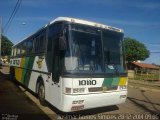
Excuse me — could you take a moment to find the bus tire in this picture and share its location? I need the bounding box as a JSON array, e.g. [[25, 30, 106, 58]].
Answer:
[[37, 81, 46, 106], [9, 67, 15, 81]]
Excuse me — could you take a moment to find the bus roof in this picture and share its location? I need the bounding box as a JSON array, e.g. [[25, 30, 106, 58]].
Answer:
[[50, 17, 123, 32], [13, 17, 123, 47]]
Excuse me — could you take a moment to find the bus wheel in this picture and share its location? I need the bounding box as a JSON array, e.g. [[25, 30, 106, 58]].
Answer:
[[38, 81, 46, 106]]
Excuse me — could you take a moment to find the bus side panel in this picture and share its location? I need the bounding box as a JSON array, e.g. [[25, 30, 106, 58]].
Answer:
[[10, 58, 23, 82], [10, 58, 22, 82], [22, 57, 35, 86], [12, 57, 35, 87], [28, 56, 49, 92], [15, 67, 23, 82], [27, 55, 63, 109], [10, 56, 51, 100], [21, 57, 29, 84]]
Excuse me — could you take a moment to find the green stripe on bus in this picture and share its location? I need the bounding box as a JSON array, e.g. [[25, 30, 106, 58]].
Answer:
[[23, 57, 35, 86], [103, 78, 113, 87], [103, 77, 120, 88], [21, 57, 29, 84], [111, 77, 119, 86]]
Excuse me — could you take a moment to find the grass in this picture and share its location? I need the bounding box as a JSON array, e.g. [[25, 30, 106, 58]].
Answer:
[[134, 74, 160, 81]]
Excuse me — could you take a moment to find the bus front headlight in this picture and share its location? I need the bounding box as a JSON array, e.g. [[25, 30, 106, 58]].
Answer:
[[119, 85, 127, 90], [73, 88, 85, 93], [65, 88, 85, 94], [65, 87, 71, 94]]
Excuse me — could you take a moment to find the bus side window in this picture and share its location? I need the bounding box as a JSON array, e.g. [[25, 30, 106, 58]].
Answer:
[[34, 32, 46, 53], [46, 37, 60, 82], [52, 38, 60, 83], [47, 22, 63, 83], [39, 35, 45, 52], [11, 48, 14, 56], [16, 45, 21, 55], [46, 37, 52, 72], [34, 37, 39, 53], [13, 48, 17, 56], [21, 42, 27, 55], [27, 39, 33, 53]]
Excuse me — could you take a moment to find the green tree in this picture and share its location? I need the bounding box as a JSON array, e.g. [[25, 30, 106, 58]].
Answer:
[[124, 37, 150, 62], [1, 35, 13, 56]]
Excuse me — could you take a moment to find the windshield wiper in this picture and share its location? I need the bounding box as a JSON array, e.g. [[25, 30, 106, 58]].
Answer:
[[113, 64, 119, 74], [90, 61, 95, 75]]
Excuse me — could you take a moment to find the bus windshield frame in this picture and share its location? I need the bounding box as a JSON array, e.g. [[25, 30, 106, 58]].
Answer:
[[62, 23, 126, 77]]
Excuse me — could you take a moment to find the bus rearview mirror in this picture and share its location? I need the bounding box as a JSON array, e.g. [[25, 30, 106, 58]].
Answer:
[[59, 36, 67, 50]]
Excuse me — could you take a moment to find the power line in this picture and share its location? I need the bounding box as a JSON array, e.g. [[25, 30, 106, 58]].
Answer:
[[4, 0, 22, 33], [150, 52, 160, 53], [0, 17, 2, 59], [4, 0, 21, 29], [144, 43, 160, 46]]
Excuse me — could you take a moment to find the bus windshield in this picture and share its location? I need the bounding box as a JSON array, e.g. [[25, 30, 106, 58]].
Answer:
[[64, 24, 125, 75], [103, 30, 125, 74]]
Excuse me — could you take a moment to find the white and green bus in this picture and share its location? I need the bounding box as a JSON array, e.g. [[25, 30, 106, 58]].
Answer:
[[10, 17, 127, 112]]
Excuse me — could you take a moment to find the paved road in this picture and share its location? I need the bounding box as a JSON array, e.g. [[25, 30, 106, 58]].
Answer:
[[0, 67, 160, 120], [109, 87, 160, 114], [0, 67, 52, 120]]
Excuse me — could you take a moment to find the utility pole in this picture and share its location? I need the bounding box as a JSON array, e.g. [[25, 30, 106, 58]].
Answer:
[[159, 57, 160, 81], [0, 17, 2, 60], [159, 66, 160, 81]]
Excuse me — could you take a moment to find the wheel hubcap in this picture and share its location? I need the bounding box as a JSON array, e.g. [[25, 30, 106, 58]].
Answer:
[[39, 85, 44, 99]]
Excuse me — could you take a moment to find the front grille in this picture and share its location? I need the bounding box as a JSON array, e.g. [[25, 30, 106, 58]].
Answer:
[[88, 87, 103, 92], [88, 86, 118, 92], [107, 86, 118, 90]]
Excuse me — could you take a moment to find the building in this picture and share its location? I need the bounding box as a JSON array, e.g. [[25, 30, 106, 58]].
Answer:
[[128, 62, 159, 74]]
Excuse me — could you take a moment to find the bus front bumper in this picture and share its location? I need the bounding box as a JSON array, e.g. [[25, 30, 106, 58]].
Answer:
[[60, 90, 127, 112]]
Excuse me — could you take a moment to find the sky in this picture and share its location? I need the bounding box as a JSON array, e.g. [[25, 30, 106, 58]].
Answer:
[[0, 0, 160, 64]]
